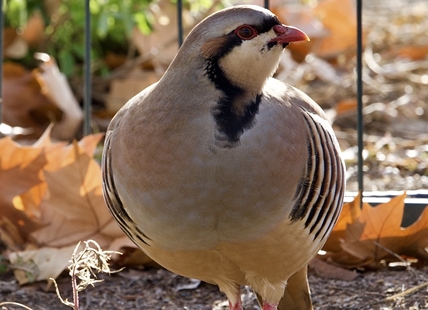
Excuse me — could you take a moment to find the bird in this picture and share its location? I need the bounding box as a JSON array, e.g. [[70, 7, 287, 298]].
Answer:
[[102, 4, 345, 310]]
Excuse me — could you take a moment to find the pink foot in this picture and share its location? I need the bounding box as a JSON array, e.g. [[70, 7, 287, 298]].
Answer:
[[262, 302, 278, 310], [229, 300, 243, 310], [228, 285, 243, 310]]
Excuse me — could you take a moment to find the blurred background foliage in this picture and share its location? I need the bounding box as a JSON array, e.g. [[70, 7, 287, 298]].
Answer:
[[2, 0, 223, 77], [4, 0, 155, 76]]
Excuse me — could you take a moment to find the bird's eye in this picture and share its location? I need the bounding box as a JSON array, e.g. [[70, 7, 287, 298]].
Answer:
[[235, 25, 257, 40]]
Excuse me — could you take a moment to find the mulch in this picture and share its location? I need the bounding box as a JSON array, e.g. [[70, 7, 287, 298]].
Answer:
[[1, 263, 427, 309]]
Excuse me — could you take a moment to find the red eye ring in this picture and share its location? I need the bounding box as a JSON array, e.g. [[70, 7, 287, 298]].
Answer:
[[235, 25, 257, 40]]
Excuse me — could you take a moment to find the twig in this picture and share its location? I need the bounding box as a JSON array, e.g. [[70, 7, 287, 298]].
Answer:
[[50, 278, 75, 308], [0, 302, 34, 310], [70, 255, 80, 310], [372, 241, 417, 277], [320, 284, 385, 297], [385, 281, 428, 301]]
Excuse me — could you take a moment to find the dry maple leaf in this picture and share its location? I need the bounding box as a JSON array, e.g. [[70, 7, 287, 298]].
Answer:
[[323, 193, 362, 253], [30, 140, 123, 248], [76, 133, 104, 159], [0, 128, 73, 249], [313, 0, 357, 58], [11, 129, 103, 222], [9, 245, 77, 285], [323, 192, 428, 268], [3, 62, 61, 138], [12, 127, 67, 221], [0, 137, 47, 245], [2, 131, 128, 284]]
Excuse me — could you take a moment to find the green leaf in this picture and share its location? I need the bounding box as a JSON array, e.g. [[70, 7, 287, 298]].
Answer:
[[134, 12, 152, 35], [97, 11, 109, 38], [5, 0, 28, 28], [58, 49, 76, 77], [72, 44, 85, 60], [99, 64, 111, 78], [0, 263, 7, 274], [120, 11, 134, 37], [0, 255, 8, 274]]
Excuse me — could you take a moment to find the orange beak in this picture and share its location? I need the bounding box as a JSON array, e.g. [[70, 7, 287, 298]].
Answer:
[[269, 24, 310, 44]]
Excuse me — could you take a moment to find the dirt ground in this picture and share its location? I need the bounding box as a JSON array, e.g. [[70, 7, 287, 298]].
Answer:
[[1, 262, 427, 310]]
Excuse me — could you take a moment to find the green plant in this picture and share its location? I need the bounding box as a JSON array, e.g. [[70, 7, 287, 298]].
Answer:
[[3, 0, 154, 76], [0, 254, 8, 274]]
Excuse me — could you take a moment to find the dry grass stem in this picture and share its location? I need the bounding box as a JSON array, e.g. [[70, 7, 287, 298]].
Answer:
[[50, 240, 123, 309], [385, 281, 428, 301], [0, 301, 34, 310]]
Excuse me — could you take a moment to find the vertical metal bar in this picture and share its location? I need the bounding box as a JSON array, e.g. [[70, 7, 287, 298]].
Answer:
[[356, 0, 364, 206], [177, 0, 183, 47], [84, 0, 92, 135], [0, 0, 4, 123], [264, 0, 270, 9]]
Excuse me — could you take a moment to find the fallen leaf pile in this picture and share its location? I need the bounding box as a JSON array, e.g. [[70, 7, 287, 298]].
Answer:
[[3, 59, 83, 141], [2, 62, 61, 138], [322, 193, 428, 268], [0, 129, 136, 285]]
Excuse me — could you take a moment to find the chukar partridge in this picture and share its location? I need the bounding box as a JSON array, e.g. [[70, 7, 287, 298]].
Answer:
[[102, 5, 345, 310]]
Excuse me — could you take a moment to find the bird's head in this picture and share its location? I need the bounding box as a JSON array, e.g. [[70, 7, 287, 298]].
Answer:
[[178, 5, 309, 95]]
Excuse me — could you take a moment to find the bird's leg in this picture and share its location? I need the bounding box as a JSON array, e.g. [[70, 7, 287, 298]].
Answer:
[[229, 299, 243, 310], [262, 302, 278, 310], [227, 284, 243, 310]]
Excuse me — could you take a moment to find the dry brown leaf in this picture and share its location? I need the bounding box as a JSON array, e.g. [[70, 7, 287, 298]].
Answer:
[[313, 0, 357, 58], [340, 193, 408, 267], [274, 0, 358, 60], [21, 10, 45, 47], [34, 56, 83, 140], [9, 245, 76, 285], [3, 62, 62, 138], [0, 131, 132, 283], [77, 132, 104, 157], [323, 193, 428, 268], [0, 130, 76, 248], [0, 217, 25, 249], [323, 193, 363, 253], [396, 45, 428, 61], [30, 141, 123, 248], [0, 137, 47, 242], [0, 127, 155, 286], [335, 99, 358, 116], [39, 130, 103, 172], [309, 258, 359, 281], [9, 129, 67, 221]]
